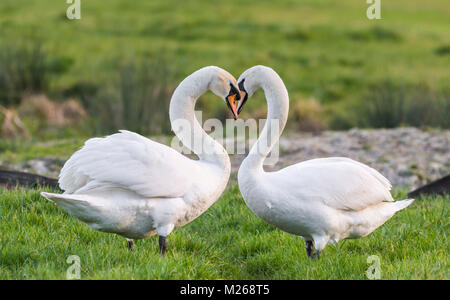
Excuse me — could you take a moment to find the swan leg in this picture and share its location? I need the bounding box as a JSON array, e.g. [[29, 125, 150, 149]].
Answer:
[[156, 223, 174, 255], [312, 250, 321, 259], [126, 239, 134, 250], [310, 235, 329, 259], [305, 240, 314, 258], [159, 236, 167, 255]]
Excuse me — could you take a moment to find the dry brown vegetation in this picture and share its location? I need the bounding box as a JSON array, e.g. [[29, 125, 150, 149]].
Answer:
[[0, 94, 87, 139], [0, 105, 29, 139]]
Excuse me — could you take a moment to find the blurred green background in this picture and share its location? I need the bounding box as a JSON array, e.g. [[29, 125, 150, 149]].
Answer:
[[0, 0, 449, 139]]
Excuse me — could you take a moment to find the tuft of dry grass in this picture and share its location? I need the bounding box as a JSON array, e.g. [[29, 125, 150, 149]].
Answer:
[[0, 94, 88, 139], [0, 105, 30, 139], [289, 98, 327, 133], [18, 94, 86, 128]]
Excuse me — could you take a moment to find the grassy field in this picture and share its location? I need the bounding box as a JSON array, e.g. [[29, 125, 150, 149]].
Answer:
[[1, 0, 449, 134], [0, 186, 447, 280], [0, 0, 448, 280]]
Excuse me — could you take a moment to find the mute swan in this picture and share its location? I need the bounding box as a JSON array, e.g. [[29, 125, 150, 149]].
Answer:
[[236, 65, 414, 258], [41, 66, 241, 254]]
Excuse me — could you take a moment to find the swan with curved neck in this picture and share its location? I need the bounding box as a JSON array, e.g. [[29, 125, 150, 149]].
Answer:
[[237, 65, 414, 258], [42, 66, 241, 254]]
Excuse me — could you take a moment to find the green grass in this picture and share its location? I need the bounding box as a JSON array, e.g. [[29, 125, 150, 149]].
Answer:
[[0, 186, 447, 279], [0, 0, 449, 131], [0, 138, 85, 164]]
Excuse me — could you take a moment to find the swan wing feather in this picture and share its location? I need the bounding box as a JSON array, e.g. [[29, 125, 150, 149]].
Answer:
[[300, 157, 392, 190], [276, 158, 393, 212], [59, 130, 195, 198]]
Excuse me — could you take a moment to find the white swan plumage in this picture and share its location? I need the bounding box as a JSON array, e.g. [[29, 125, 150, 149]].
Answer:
[[41, 66, 241, 254], [236, 65, 414, 258]]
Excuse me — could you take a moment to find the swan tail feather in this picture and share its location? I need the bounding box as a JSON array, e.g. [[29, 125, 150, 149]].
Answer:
[[41, 192, 91, 204], [392, 198, 414, 212], [40, 192, 103, 223]]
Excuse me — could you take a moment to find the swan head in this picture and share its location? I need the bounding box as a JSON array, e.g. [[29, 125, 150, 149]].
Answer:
[[207, 67, 241, 120], [236, 65, 277, 115]]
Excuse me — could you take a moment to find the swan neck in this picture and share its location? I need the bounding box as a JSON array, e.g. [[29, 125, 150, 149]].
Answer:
[[246, 71, 289, 170], [169, 70, 229, 168]]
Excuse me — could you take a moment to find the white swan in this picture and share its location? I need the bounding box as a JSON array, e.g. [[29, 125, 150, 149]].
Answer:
[[236, 65, 414, 258], [41, 66, 241, 254]]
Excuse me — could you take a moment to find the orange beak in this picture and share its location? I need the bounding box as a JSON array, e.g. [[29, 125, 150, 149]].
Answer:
[[226, 93, 239, 120]]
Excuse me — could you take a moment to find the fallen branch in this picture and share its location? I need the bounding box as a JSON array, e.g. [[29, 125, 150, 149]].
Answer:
[[408, 174, 450, 198], [0, 169, 59, 190]]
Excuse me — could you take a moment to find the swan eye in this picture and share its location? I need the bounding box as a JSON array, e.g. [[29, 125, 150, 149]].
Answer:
[[237, 79, 248, 115], [228, 83, 240, 100], [238, 79, 246, 92]]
